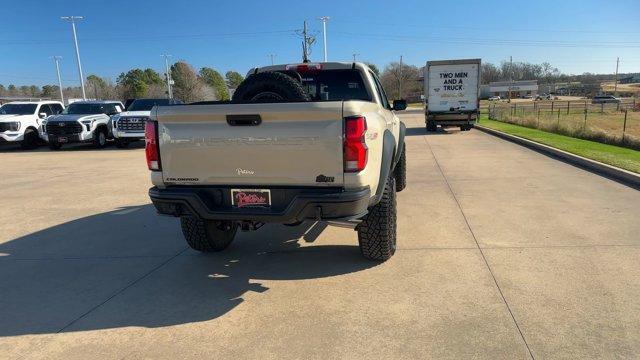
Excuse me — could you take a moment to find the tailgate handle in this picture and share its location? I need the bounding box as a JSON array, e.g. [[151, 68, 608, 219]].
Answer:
[[227, 114, 262, 126]]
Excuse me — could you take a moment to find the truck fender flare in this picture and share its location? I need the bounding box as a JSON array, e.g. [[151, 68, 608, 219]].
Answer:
[[372, 130, 396, 205], [392, 122, 406, 171]]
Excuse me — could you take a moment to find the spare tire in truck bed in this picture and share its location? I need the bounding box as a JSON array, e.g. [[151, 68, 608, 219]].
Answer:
[[232, 71, 310, 103]]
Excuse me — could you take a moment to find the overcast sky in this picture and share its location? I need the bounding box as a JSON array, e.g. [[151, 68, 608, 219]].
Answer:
[[0, 0, 639, 86]]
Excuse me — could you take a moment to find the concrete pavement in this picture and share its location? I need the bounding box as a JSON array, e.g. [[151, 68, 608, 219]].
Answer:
[[0, 113, 638, 359]]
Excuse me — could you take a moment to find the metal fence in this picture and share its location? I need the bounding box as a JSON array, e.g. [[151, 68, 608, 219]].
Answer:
[[487, 99, 640, 149]]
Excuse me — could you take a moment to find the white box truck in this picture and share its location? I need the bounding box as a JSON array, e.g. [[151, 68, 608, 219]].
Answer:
[[424, 59, 481, 132]]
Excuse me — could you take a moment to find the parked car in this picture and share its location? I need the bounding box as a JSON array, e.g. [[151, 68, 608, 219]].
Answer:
[[147, 62, 407, 261], [522, 94, 533, 99], [488, 96, 501, 101], [536, 93, 552, 100], [45, 100, 124, 150], [0, 101, 64, 149], [112, 98, 182, 148], [592, 95, 620, 104]]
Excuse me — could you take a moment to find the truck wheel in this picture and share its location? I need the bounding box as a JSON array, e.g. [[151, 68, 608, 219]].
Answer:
[[357, 176, 397, 261], [115, 138, 129, 148], [48, 141, 62, 150], [20, 128, 39, 149], [232, 71, 310, 103], [180, 217, 238, 252], [426, 119, 437, 132], [394, 144, 406, 192], [93, 128, 107, 148]]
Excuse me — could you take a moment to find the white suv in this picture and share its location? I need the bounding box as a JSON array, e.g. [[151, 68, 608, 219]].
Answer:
[[0, 101, 64, 149]]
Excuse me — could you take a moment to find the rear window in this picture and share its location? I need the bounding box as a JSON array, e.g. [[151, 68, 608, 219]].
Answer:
[[286, 69, 371, 102]]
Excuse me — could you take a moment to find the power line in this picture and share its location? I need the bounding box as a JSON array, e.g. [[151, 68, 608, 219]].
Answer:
[[0, 29, 298, 45], [334, 31, 640, 48]]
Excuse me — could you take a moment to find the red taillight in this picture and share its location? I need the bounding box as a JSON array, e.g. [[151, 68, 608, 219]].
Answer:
[[344, 116, 368, 172], [145, 121, 161, 171]]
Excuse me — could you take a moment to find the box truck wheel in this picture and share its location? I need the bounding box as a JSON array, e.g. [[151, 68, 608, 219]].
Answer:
[[426, 119, 437, 132]]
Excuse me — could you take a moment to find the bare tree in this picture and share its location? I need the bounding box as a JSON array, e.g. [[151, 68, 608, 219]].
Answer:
[[171, 61, 206, 103]]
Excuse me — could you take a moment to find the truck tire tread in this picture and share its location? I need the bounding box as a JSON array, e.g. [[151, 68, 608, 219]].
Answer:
[[357, 176, 397, 261], [232, 71, 310, 103], [180, 217, 237, 252]]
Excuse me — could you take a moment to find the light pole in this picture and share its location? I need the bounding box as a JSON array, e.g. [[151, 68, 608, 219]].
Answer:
[[161, 54, 173, 99], [61, 16, 86, 99], [318, 16, 330, 62], [51, 56, 64, 103]]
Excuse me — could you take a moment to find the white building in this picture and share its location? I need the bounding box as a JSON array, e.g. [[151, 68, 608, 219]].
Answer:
[[489, 80, 538, 98]]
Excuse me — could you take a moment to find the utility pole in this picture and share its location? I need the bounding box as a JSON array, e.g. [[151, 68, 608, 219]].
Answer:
[[161, 54, 173, 99], [352, 53, 359, 62], [297, 20, 315, 63], [61, 16, 86, 99], [269, 54, 276, 65], [51, 56, 64, 103], [508, 55, 513, 103], [399, 55, 403, 100], [614, 57, 620, 95], [318, 16, 330, 62]]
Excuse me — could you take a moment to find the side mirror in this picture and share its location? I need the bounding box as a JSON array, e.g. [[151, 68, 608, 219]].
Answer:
[[392, 99, 407, 111], [39, 112, 47, 119]]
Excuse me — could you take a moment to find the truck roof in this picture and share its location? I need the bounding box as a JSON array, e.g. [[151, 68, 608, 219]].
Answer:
[[252, 62, 371, 75], [426, 58, 481, 66], [3, 100, 64, 105]]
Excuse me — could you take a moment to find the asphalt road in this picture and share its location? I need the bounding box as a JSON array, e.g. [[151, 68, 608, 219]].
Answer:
[[1, 112, 639, 359]]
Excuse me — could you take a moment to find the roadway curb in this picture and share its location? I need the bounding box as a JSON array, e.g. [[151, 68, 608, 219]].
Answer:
[[475, 124, 640, 190]]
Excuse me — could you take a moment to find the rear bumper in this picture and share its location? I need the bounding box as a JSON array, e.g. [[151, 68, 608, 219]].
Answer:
[[149, 186, 371, 223], [426, 112, 477, 126]]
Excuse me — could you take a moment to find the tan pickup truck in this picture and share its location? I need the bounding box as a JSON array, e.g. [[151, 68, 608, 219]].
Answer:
[[146, 62, 407, 261]]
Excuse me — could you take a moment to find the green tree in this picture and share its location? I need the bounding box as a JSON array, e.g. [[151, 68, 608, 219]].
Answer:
[[200, 67, 230, 100], [87, 75, 108, 99], [171, 61, 205, 103], [225, 71, 244, 88], [41, 85, 60, 99], [29, 85, 39, 97], [8, 84, 16, 96], [117, 68, 163, 99]]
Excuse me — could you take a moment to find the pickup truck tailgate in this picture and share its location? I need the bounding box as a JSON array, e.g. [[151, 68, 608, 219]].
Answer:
[[155, 102, 344, 186]]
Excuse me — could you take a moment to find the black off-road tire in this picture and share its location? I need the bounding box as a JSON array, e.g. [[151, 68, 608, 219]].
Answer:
[[232, 71, 310, 103], [180, 217, 238, 252], [20, 128, 39, 149], [394, 144, 406, 192], [357, 176, 397, 261], [115, 138, 129, 148], [93, 127, 107, 148], [48, 140, 62, 150], [426, 119, 437, 132]]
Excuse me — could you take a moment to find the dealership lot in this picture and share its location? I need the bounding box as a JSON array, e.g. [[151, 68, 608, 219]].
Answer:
[[1, 112, 639, 359]]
